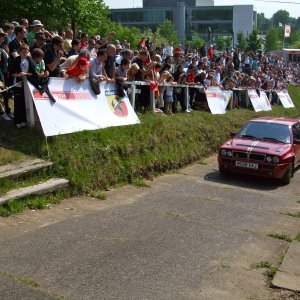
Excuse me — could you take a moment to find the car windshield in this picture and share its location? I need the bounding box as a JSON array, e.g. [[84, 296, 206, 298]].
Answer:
[[236, 121, 291, 144]]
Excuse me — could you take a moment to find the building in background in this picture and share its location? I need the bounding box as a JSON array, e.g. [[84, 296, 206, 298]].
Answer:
[[109, 0, 257, 46]]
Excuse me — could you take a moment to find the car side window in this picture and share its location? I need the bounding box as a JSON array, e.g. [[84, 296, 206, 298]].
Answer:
[[292, 123, 300, 141]]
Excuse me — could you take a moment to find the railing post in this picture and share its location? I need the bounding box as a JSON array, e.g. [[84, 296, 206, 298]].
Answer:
[[228, 90, 233, 110], [130, 84, 136, 111], [150, 89, 156, 112], [24, 78, 35, 127], [184, 86, 190, 112]]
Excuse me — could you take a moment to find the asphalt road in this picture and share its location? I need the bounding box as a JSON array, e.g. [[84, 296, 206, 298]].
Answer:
[[0, 156, 300, 300]]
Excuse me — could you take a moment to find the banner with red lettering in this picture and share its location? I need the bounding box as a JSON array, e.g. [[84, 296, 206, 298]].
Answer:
[[276, 90, 295, 108], [205, 86, 230, 114], [25, 78, 140, 137], [248, 89, 272, 112]]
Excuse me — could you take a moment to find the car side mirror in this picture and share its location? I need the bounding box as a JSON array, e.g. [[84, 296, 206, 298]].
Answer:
[[230, 132, 236, 138]]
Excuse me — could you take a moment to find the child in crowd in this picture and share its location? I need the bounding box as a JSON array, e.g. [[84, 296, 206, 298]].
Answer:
[[66, 57, 90, 82], [164, 75, 174, 114]]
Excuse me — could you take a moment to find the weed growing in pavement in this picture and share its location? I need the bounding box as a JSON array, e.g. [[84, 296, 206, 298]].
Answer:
[[90, 190, 107, 200], [251, 260, 271, 269], [250, 260, 279, 284], [267, 232, 292, 242], [286, 212, 300, 218], [266, 266, 279, 281], [130, 177, 151, 188], [295, 233, 300, 242]]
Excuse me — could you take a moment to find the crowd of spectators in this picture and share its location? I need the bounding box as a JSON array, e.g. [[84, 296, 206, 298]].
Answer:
[[1, 18, 300, 127]]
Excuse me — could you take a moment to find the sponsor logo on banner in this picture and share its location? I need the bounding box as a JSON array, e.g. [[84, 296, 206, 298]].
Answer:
[[105, 91, 128, 117], [33, 90, 91, 100]]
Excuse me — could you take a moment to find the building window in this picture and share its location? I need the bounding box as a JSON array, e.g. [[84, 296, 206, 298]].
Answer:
[[192, 9, 233, 21]]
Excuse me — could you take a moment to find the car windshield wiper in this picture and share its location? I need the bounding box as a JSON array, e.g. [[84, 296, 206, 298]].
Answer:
[[261, 137, 286, 144], [239, 134, 260, 140]]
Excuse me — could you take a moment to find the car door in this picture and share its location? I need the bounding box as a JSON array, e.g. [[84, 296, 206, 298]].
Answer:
[[292, 123, 300, 166]]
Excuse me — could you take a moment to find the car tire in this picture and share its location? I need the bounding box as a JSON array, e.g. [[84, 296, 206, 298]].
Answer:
[[219, 168, 229, 176], [281, 161, 294, 185]]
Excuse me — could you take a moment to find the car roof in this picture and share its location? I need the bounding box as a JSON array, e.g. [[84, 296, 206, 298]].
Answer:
[[250, 117, 300, 126]]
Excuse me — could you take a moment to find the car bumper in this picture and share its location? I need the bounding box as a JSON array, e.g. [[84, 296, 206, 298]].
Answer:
[[218, 156, 290, 179]]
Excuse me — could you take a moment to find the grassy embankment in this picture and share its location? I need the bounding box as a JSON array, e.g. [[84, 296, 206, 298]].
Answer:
[[0, 85, 300, 213]]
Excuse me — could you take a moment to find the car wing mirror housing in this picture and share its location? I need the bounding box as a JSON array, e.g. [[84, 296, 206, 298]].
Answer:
[[230, 132, 236, 138]]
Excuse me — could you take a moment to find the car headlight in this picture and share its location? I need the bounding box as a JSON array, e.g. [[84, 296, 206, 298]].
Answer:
[[227, 150, 233, 157], [266, 156, 272, 163], [272, 156, 280, 163], [220, 149, 227, 156]]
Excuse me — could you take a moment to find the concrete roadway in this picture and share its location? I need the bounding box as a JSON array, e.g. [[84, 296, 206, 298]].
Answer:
[[0, 156, 300, 300]]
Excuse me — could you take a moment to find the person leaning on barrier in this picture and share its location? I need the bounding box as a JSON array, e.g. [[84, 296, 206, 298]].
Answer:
[[44, 35, 65, 77], [60, 49, 91, 79]]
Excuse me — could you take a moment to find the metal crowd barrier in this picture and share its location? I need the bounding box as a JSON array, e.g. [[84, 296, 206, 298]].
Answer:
[[124, 81, 280, 112]]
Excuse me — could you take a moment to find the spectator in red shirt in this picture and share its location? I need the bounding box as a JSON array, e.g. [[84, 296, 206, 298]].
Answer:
[[138, 37, 146, 49]]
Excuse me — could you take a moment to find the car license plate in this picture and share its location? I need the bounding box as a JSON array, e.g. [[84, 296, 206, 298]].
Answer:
[[235, 161, 258, 169]]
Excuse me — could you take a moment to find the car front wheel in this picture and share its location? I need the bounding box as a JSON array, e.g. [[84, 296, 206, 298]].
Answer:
[[281, 161, 294, 185]]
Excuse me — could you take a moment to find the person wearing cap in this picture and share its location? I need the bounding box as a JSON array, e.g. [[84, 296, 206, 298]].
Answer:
[[60, 49, 91, 78], [66, 57, 90, 82], [114, 44, 123, 66], [27, 20, 44, 47], [30, 32, 46, 53]]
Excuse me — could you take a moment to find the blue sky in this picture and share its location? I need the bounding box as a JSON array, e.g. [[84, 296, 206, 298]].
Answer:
[[103, 0, 300, 18]]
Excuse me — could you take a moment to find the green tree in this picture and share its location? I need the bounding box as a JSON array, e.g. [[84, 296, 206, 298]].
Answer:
[[1, 0, 110, 33], [257, 13, 272, 33], [272, 10, 290, 27], [185, 35, 205, 49], [236, 31, 248, 51], [216, 36, 225, 50], [265, 27, 279, 52], [247, 29, 262, 51], [224, 36, 232, 48], [103, 22, 142, 48], [156, 20, 179, 46]]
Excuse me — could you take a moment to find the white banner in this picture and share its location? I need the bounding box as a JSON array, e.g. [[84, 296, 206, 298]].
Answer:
[[276, 90, 295, 108], [248, 89, 272, 112], [205, 86, 229, 114], [284, 24, 291, 37], [25, 78, 140, 137], [222, 90, 232, 111]]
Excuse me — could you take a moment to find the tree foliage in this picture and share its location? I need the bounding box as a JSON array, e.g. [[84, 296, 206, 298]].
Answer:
[[215, 36, 225, 50], [185, 35, 205, 49], [272, 10, 290, 27], [1, 0, 109, 33], [156, 20, 179, 46], [265, 27, 279, 52], [247, 29, 261, 51], [236, 31, 248, 51]]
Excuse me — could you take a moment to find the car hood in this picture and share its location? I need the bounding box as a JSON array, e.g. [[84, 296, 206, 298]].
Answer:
[[223, 138, 291, 155]]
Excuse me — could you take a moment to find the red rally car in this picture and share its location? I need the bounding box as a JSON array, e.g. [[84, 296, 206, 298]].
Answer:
[[218, 117, 300, 184]]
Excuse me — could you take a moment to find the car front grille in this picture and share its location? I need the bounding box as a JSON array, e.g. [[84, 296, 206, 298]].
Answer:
[[232, 151, 266, 162]]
